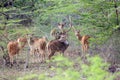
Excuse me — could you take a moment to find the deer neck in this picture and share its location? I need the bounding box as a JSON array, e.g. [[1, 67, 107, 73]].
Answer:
[[58, 39, 69, 45], [17, 39, 26, 49], [27, 39, 33, 46]]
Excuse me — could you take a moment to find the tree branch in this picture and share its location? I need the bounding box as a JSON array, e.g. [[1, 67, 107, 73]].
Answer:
[[113, 0, 119, 25]]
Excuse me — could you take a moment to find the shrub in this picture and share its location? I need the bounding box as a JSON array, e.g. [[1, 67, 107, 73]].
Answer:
[[17, 55, 119, 80]]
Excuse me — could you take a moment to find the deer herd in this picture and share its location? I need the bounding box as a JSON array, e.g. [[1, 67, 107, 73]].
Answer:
[[4, 21, 91, 68]]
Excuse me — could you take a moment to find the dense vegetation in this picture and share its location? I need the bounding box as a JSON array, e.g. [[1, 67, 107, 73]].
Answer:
[[0, 0, 120, 80], [17, 55, 120, 80]]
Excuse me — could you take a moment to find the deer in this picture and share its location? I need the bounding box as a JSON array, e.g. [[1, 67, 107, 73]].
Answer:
[[72, 26, 91, 58], [7, 37, 27, 67], [47, 22, 71, 60], [50, 22, 67, 40], [26, 34, 47, 63]]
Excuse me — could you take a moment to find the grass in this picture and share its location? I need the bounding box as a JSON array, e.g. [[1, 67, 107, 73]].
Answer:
[[0, 26, 120, 80], [0, 46, 120, 80]]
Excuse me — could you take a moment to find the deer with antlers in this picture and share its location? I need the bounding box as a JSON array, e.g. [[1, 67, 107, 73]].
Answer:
[[26, 34, 47, 63], [50, 22, 67, 40], [7, 37, 27, 66], [47, 22, 71, 60]]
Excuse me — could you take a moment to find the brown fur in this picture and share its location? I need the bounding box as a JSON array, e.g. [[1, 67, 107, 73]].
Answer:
[[17, 37, 27, 48], [26, 34, 47, 62], [47, 34, 69, 60], [58, 23, 66, 32], [50, 28, 60, 40], [7, 37, 27, 66], [50, 23, 67, 40], [75, 30, 90, 53], [48, 22, 71, 60]]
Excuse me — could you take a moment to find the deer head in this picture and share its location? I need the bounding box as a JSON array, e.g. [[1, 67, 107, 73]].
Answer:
[[58, 21, 71, 35], [26, 34, 35, 45], [74, 30, 81, 36], [58, 22, 66, 31]]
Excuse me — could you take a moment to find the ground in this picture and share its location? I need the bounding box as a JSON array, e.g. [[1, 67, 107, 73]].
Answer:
[[0, 46, 119, 80]]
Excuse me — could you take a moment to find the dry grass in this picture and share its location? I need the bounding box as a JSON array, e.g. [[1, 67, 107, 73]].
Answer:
[[0, 32, 120, 80], [0, 43, 82, 80]]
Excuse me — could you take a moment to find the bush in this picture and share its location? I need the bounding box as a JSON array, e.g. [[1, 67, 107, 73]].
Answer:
[[17, 55, 119, 80]]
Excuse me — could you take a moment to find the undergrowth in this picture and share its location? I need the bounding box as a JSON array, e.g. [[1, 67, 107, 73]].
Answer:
[[17, 55, 120, 80]]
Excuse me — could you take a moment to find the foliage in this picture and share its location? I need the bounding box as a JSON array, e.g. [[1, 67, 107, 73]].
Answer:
[[32, 0, 120, 46], [81, 55, 112, 80], [17, 55, 119, 80], [0, 0, 120, 79], [0, 0, 120, 46]]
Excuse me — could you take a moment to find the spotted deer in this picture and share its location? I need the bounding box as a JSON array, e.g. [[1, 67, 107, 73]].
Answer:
[[72, 26, 91, 58], [50, 22, 67, 40], [26, 34, 47, 63], [47, 22, 71, 60], [7, 37, 27, 66]]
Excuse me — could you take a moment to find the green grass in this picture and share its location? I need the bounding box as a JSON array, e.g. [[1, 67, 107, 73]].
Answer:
[[16, 55, 119, 80]]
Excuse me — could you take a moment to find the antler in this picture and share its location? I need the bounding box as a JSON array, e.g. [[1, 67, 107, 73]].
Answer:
[[69, 17, 76, 31], [57, 16, 75, 33], [68, 16, 76, 32], [72, 25, 76, 32], [63, 16, 73, 33]]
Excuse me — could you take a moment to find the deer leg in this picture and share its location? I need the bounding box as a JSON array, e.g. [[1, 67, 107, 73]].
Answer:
[[34, 49, 38, 62], [41, 53, 43, 63], [48, 52, 55, 60], [80, 45, 86, 62], [41, 53, 45, 63], [60, 51, 64, 56], [40, 51, 44, 63], [48, 51, 55, 68], [83, 45, 86, 58], [32, 53, 35, 63], [15, 54, 19, 66], [81, 45, 84, 58], [87, 41, 89, 50], [81, 45, 84, 53], [29, 49, 34, 62], [33, 49, 38, 63], [81, 44, 85, 58], [36, 49, 40, 63], [83, 43, 86, 52], [38, 53, 41, 63], [85, 41, 89, 52], [84, 44, 88, 59], [9, 55, 13, 67], [41, 50, 45, 63], [86, 44, 89, 52], [32, 50, 35, 63], [42, 51, 46, 63], [84, 45, 86, 53], [87, 43, 89, 51]]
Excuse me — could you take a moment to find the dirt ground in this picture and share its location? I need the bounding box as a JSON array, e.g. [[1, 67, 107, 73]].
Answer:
[[0, 46, 81, 80], [0, 46, 119, 80]]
